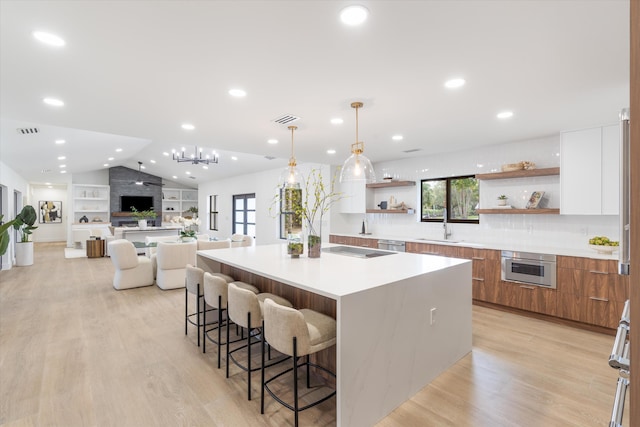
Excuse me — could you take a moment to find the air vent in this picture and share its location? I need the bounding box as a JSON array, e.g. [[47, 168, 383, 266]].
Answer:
[[189, 176, 196, 180], [272, 114, 301, 125], [17, 127, 39, 135], [41, 169, 52, 173], [403, 148, 422, 153], [264, 156, 276, 160]]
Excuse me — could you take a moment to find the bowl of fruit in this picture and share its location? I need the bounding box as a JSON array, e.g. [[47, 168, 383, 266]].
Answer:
[[589, 236, 619, 254]]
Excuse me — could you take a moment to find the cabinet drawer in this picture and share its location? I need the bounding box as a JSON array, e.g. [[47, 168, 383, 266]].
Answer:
[[497, 281, 557, 316]]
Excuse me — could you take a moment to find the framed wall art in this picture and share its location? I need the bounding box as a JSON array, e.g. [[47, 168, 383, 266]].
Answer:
[[39, 200, 62, 223]]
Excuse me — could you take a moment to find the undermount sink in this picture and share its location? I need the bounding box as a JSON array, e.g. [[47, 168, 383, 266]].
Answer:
[[416, 238, 461, 244]]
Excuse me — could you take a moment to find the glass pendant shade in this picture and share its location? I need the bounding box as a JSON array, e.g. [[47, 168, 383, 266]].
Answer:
[[340, 151, 375, 183], [339, 101, 376, 183], [279, 165, 304, 189]]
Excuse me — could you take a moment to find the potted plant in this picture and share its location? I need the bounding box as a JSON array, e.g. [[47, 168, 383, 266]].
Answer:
[[0, 205, 38, 266], [497, 195, 508, 206], [300, 168, 344, 258], [130, 206, 157, 229], [186, 206, 198, 219], [171, 216, 201, 241]]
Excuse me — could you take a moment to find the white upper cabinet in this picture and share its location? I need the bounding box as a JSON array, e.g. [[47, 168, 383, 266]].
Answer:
[[338, 181, 367, 214], [560, 124, 619, 215]]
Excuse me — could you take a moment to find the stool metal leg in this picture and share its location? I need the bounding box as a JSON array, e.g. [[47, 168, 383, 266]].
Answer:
[[184, 288, 188, 336], [247, 311, 252, 401], [217, 295, 223, 369], [306, 354, 310, 388], [293, 337, 299, 427], [226, 312, 231, 378], [196, 284, 201, 347], [260, 319, 266, 415]]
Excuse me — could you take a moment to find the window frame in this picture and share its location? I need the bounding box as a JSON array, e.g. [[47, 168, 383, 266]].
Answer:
[[420, 174, 479, 224], [232, 193, 256, 236]]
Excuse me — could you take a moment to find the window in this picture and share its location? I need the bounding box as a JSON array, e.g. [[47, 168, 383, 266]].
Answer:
[[232, 193, 256, 236], [279, 187, 302, 239], [209, 195, 218, 231], [421, 175, 479, 223]]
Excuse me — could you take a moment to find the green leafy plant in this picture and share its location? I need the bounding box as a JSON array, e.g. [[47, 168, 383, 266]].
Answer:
[[130, 206, 157, 220], [0, 205, 38, 255], [497, 195, 508, 200]]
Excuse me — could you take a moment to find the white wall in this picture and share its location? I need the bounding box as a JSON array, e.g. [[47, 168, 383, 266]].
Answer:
[[198, 163, 333, 246], [0, 160, 29, 270], [72, 169, 109, 185], [330, 135, 619, 252], [31, 186, 68, 242]]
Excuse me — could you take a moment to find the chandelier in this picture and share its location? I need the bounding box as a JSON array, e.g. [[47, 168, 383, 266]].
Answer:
[[339, 101, 375, 183], [172, 146, 219, 165]]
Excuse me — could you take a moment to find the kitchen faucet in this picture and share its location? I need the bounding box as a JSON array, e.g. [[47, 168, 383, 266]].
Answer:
[[443, 208, 452, 240]]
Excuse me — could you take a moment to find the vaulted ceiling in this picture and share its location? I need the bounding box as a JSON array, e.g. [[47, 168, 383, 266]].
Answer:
[[0, 1, 629, 186]]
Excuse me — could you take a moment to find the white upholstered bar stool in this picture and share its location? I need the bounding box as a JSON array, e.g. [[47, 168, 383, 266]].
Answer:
[[261, 298, 337, 427], [202, 274, 259, 367], [226, 282, 292, 401]]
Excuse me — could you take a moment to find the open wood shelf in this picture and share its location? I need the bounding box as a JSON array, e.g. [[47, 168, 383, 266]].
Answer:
[[366, 180, 416, 188], [475, 167, 560, 180], [366, 209, 411, 214], [477, 208, 560, 215]]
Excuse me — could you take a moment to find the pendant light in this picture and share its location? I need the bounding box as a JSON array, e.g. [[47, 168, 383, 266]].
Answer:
[[279, 125, 304, 189], [339, 101, 376, 183]]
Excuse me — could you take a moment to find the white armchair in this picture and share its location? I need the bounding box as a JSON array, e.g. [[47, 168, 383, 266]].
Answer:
[[156, 241, 197, 290], [197, 239, 231, 251], [107, 239, 154, 290], [230, 234, 253, 247]]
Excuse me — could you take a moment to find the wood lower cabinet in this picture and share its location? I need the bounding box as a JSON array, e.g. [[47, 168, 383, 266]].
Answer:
[[497, 280, 557, 316], [557, 256, 629, 329], [328, 235, 377, 248]]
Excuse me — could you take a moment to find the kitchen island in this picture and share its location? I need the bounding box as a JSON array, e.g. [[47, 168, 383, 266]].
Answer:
[[197, 244, 472, 427]]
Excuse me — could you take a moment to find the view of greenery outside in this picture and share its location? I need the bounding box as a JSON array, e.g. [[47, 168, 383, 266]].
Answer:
[[280, 187, 303, 239], [421, 175, 479, 224]]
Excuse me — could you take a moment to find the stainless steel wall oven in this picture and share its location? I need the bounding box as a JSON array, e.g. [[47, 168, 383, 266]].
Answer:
[[501, 250, 557, 289]]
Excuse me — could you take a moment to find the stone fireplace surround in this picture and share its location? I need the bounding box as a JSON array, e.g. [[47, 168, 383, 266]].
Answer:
[[109, 166, 162, 226]]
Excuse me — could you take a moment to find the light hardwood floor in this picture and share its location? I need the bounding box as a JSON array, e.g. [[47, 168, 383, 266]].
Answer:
[[0, 243, 626, 426]]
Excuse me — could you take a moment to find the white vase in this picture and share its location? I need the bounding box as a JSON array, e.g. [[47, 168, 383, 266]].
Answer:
[[138, 219, 147, 229], [15, 241, 33, 266], [497, 199, 507, 206]]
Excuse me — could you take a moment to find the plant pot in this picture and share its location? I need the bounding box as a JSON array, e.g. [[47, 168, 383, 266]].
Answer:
[[138, 219, 147, 229], [15, 241, 33, 266], [497, 199, 507, 206], [181, 236, 196, 243], [308, 234, 321, 258]]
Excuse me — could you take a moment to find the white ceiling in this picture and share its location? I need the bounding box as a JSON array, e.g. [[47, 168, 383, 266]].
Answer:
[[0, 0, 630, 187]]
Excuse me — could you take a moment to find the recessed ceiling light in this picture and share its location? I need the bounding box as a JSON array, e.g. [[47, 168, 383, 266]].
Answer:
[[476, 163, 484, 168], [33, 31, 65, 47], [497, 111, 514, 119], [45, 182, 51, 185], [55, 139, 65, 144], [108, 157, 114, 161], [103, 163, 109, 167], [202, 165, 208, 170], [140, 165, 146, 169], [59, 164, 66, 168], [172, 175, 178, 179], [327, 149, 336, 154], [60, 170, 67, 174], [267, 139, 278, 144], [47, 185, 53, 189], [330, 118, 344, 125], [115, 148, 123, 152], [150, 159, 156, 163], [163, 152, 169, 156], [43, 97, 64, 107], [181, 123, 195, 130], [229, 88, 247, 97], [57, 156, 66, 160], [186, 171, 191, 175], [340, 5, 369, 26], [444, 78, 466, 89], [231, 156, 238, 161], [392, 135, 403, 141]]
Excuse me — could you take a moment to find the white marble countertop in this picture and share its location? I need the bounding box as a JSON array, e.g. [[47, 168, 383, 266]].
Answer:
[[197, 243, 470, 299], [332, 232, 619, 260]]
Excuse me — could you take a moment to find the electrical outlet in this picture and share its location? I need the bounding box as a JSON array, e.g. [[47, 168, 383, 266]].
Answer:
[[430, 307, 437, 325]]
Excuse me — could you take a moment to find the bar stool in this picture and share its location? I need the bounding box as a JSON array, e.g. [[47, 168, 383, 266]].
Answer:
[[226, 282, 293, 401], [261, 298, 337, 427], [202, 273, 259, 368], [185, 265, 208, 347]]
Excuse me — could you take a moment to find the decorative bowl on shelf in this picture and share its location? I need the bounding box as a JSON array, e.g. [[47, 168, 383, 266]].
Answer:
[[501, 163, 524, 172], [589, 245, 618, 254]]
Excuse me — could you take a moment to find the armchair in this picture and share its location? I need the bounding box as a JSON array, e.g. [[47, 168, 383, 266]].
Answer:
[[107, 239, 154, 290]]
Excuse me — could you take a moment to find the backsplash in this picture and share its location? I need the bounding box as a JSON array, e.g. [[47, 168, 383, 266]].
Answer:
[[330, 134, 620, 252]]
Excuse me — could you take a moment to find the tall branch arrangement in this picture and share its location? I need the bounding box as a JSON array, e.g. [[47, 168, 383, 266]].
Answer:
[[300, 168, 344, 237]]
